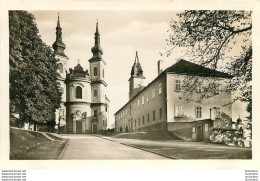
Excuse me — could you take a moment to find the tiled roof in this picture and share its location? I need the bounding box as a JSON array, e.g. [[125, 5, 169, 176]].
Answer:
[[114, 59, 232, 116], [166, 59, 232, 78]]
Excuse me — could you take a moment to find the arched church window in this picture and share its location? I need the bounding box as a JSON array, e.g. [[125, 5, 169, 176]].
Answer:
[[94, 67, 97, 76], [75, 86, 82, 99]]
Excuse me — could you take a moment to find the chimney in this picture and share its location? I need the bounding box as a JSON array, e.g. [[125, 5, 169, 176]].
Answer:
[[157, 60, 164, 75]]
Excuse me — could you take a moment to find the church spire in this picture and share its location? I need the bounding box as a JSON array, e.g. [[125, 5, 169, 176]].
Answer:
[[95, 19, 99, 35], [52, 13, 67, 57], [135, 51, 139, 64], [90, 20, 103, 60], [57, 13, 61, 28], [131, 51, 144, 78]]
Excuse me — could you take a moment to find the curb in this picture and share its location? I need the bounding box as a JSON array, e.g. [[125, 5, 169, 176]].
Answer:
[[58, 139, 70, 160], [120, 143, 177, 160], [95, 135, 176, 160], [94, 135, 117, 143]]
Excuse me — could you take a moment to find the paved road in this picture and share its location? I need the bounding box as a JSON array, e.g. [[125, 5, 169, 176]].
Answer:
[[104, 137, 252, 159], [60, 134, 168, 160]]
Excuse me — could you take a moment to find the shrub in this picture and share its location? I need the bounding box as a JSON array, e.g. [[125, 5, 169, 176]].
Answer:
[[210, 129, 245, 147]]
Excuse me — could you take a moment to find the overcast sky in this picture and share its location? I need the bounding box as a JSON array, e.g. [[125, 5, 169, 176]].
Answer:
[[30, 10, 247, 128]]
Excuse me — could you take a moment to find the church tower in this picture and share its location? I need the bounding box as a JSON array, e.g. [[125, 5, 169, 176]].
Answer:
[[88, 21, 108, 133], [129, 51, 146, 100], [53, 14, 68, 132]]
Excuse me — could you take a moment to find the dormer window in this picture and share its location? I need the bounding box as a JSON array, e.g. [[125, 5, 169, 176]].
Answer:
[[75, 86, 82, 99]]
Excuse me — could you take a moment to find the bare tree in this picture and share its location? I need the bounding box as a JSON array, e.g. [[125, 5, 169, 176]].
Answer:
[[165, 10, 252, 117]]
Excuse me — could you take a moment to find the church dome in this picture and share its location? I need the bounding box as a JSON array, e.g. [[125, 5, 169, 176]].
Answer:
[[91, 45, 103, 55]]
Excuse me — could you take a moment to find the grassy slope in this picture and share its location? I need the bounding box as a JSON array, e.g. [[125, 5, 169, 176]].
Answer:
[[10, 128, 67, 160]]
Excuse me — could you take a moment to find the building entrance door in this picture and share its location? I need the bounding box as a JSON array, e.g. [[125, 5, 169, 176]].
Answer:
[[197, 126, 204, 142], [92, 124, 97, 134], [76, 121, 82, 134]]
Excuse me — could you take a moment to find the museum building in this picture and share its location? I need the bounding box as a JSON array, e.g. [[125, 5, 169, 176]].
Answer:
[[114, 54, 233, 142]]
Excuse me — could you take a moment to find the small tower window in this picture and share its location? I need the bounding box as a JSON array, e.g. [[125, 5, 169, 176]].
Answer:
[[94, 88, 98, 98], [94, 67, 97, 76], [94, 110, 97, 119], [75, 86, 82, 99]]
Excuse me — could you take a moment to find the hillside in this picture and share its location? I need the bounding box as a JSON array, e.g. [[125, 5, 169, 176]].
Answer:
[[10, 127, 67, 160]]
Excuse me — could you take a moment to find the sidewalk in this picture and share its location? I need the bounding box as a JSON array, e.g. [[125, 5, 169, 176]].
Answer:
[[99, 136, 252, 159]]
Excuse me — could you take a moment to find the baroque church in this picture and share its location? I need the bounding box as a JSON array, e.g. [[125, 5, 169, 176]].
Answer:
[[53, 15, 109, 134]]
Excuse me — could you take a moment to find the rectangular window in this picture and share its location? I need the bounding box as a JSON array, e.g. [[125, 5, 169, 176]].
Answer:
[[142, 96, 144, 105], [138, 118, 140, 125], [94, 110, 97, 118], [215, 107, 221, 118], [159, 83, 162, 95], [152, 89, 155, 99], [94, 88, 98, 98], [196, 84, 202, 93], [147, 113, 150, 123], [175, 80, 181, 91], [174, 105, 183, 117], [160, 108, 162, 119], [135, 119, 136, 127], [146, 94, 149, 102], [143, 116, 145, 125], [138, 100, 140, 108], [153, 111, 155, 121], [130, 105, 132, 115], [196, 106, 202, 118]]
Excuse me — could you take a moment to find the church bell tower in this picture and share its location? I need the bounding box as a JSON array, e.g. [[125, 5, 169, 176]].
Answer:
[[52, 14, 68, 131], [129, 51, 146, 100], [88, 20, 108, 133]]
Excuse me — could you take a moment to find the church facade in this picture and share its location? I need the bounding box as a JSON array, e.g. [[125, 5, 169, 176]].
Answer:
[[53, 15, 109, 134]]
